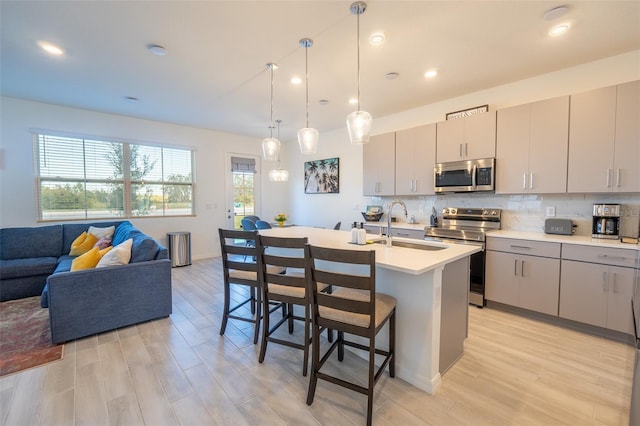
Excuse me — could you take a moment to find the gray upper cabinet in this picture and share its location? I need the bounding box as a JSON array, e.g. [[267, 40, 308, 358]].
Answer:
[[567, 80, 640, 193], [395, 124, 436, 196], [363, 132, 395, 196], [436, 111, 496, 163], [496, 96, 569, 194]]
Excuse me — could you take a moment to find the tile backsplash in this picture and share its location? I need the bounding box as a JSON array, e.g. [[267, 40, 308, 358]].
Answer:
[[368, 193, 640, 238]]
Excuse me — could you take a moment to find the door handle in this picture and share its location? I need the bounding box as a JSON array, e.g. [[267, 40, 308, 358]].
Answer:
[[514, 259, 518, 276], [602, 271, 609, 292], [520, 260, 525, 277], [529, 173, 534, 190], [616, 169, 621, 187], [522, 173, 527, 190]]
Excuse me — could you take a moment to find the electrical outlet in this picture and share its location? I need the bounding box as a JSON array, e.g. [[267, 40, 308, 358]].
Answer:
[[546, 206, 556, 217]]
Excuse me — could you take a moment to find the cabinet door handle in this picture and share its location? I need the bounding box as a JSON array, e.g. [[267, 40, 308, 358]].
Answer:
[[522, 173, 527, 190], [514, 259, 519, 276], [616, 169, 621, 187], [602, 271, 609, 292], [598, 254, 629, 261], [606, 169, 612, 188], [521, 260, 525, 277], [465, 143, 469, 157], [529, 173, 534, 190], [509, 245, 531, 250], [459, 143, 463, 158], [396, 232, 410, 237]]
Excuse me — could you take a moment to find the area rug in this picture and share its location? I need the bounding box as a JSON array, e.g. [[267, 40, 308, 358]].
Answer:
[[0, 296, 63, 377]]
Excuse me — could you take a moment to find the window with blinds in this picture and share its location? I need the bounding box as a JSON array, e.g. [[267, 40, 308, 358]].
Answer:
[[35, 133, 194, 220]]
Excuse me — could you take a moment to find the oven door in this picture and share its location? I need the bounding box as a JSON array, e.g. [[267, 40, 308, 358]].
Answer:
[[425, 236, 486, 307]]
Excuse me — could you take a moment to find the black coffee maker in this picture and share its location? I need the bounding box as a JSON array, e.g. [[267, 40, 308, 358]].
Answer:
[[592, 203, 620, 239]]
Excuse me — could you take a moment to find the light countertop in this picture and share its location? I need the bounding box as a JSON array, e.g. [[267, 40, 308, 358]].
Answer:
[[489, 230, 640, 251], [259, 226, 480, 275]]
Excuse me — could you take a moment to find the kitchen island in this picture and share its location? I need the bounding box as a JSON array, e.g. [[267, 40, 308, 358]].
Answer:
[[258, 226, 480, 394]]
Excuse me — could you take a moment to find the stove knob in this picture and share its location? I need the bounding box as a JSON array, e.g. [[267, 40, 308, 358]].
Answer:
[[491, 210, 497, 215], [482, 209, 489, 215], [443, 208, 449, 214]]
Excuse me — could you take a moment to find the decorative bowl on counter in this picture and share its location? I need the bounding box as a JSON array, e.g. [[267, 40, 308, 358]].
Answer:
[[361, 212, 383, 222]]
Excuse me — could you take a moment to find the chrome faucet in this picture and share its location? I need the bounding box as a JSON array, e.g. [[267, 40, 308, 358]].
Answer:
[[386, 200, 408, 247]]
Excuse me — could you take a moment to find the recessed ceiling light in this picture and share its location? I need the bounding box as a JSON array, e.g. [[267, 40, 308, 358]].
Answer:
[[369, 32, 385, 45], [544, 5, 569, 21], [147, 44, 167, 56], [349, 98, 358, 105], [318, 99, 329, 106], [385, 72, 399, 80], [549, 23, 570, 36], [424, 69, 438, 78], [38, 41, 64, 56], [291, 76, 302, 85]]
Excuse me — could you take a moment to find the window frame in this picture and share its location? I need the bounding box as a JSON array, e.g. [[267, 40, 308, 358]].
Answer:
[[33, 131, 196, 222]]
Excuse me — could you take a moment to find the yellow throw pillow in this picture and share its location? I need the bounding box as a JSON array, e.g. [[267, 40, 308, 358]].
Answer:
[[70, 247, 102, 271], [69, 232, 99, 256]]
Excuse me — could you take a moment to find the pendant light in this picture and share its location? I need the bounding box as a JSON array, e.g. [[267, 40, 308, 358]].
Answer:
[[346, 1, 372, 145], [269, 120, 289, 182], [297, 38, 318, 154], [262, 63, 281, 161]]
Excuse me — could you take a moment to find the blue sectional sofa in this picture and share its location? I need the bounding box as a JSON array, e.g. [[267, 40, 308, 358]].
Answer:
[[0, 221, 172, 343]]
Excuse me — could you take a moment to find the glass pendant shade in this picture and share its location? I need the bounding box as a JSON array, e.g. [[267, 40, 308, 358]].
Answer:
[[269, 167, 289, 181], [347, 2, 372, 145], [346, 110, 373, 144], [262, 62, 281, 161], [262, 137, 280, 161], [297, 127, 318, 154]]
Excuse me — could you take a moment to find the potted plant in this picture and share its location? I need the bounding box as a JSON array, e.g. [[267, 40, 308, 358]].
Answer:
[[274, 213, 287, 227]]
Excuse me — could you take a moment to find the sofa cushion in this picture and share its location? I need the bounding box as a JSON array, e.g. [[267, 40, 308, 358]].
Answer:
[[0, 225, 62, 260], [0, 257, 58, 279], [69, 232, 99, 256], [111, 221, 135, 246], [130, 233, 159, 263], [54, 256, 74, 274], [88, 225, 115, 240], [61, 221, 123, 254], [97, 238, 132, 267], [71, 246, 111, 271]]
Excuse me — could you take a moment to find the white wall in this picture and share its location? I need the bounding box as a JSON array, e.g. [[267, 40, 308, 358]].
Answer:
[[0, 98, 287, 259], [286, 50, 640, 236]]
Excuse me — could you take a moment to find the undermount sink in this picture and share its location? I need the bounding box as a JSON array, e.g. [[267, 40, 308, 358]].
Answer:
[[371, 239, 446, 251]]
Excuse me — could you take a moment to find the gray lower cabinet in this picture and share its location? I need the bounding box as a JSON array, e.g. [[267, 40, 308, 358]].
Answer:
[[485, 238, 561, 316], [559, 244, 638, 335]]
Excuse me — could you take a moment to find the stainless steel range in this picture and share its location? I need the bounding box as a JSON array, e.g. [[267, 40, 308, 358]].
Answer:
[[424, 207, 502, 307]]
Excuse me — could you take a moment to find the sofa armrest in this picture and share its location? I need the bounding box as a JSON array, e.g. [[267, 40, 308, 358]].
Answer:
[[46, 259, 172, 344]]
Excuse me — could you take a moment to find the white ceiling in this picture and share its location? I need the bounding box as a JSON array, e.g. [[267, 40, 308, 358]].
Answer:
[[2, 1, 639, 143]]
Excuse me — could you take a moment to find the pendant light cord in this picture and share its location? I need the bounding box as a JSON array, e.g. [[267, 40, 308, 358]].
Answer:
[[305, 45, 310, 128], [269, 65, 274, 138], [356, 9, 361, 112]]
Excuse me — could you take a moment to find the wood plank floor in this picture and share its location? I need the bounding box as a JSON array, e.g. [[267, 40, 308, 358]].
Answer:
[[1, 257, 635, 425]]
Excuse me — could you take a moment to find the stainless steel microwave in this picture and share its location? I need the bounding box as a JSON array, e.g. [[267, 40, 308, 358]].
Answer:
[[434, 158, 495, 193]]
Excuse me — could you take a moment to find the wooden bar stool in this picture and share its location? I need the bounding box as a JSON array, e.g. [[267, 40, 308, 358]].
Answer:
[[305, 245, 396, 426], [218, 228, 283, 344]]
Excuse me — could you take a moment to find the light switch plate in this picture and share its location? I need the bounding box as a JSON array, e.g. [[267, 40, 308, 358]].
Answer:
[[546, 206, 556, 217]]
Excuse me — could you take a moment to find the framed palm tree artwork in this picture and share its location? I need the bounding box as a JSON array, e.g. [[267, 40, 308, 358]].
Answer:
[[304, 157, 339, 194]]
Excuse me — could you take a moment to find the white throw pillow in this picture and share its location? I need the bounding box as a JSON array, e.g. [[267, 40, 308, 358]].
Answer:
[[88, 225, 115, 239], [96, 238, 132, 267]]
